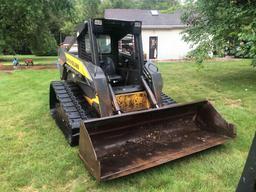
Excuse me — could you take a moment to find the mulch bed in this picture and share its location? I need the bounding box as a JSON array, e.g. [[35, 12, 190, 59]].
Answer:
[[0, 64, 57, 71]]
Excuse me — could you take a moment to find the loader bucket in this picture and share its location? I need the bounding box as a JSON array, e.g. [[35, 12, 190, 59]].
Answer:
[[79, 100, 236, 181]]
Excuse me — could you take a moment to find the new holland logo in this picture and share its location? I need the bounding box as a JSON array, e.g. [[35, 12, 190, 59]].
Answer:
[[67, 57, 80, 70], [64, 53, 92, 81]]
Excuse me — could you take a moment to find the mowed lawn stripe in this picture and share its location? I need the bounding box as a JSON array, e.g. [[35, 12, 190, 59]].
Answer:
[[0, 59, 255, 192]]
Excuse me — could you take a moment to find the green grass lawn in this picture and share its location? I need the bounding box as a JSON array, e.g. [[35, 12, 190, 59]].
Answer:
[[0, 59, 255, 192], [0, 55, 57, 65]]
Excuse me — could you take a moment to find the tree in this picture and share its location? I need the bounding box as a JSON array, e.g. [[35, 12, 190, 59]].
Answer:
[[0, 0, 180, 55], [137, 0, 179, 10], [182, 0, 256, 63], [0, 0, 73, 55]]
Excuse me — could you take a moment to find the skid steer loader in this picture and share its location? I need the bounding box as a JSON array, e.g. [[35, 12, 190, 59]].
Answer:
[[50, 19, 236, 181]]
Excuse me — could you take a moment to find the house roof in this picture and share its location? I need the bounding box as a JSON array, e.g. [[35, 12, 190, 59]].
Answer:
[[63, 36, 74, 45], [104, 9, 186, 29], [63, 36, 77, 46]]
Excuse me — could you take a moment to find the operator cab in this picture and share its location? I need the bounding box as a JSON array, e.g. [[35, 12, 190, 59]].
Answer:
[[76, 19, 144, 93]]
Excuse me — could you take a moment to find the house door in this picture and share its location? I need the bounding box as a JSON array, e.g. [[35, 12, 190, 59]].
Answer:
[[149, 36, 158, 59]]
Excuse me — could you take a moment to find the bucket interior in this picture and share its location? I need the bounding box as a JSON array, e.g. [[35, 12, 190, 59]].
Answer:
[[81, 100, 235, 180]]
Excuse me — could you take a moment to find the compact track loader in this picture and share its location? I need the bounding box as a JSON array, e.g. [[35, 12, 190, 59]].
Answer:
[[50, 19, 236, 181]]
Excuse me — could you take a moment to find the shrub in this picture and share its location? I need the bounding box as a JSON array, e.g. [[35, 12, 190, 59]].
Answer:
[[30, 31, 57, 56]]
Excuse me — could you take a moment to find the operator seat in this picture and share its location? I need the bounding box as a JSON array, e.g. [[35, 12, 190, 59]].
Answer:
[[100, 57, 122, 84]]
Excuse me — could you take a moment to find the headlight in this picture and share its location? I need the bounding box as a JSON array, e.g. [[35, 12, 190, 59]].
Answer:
[[94, 19, 102, 26], [134, 22, 141, 27]]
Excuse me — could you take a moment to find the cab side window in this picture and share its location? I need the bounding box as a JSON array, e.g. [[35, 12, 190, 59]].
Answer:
[[85, 34, 91, 54]]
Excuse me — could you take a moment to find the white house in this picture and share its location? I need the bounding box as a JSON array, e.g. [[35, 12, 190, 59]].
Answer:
[[104, 9, 191, 60]]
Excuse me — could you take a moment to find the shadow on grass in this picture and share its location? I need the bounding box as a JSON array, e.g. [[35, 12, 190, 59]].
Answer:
[[205, 68, 256, 88]]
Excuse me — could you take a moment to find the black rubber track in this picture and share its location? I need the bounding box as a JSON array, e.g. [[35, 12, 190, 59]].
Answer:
[[161, 92, 176, 106], [50, 81, 96, 146]]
